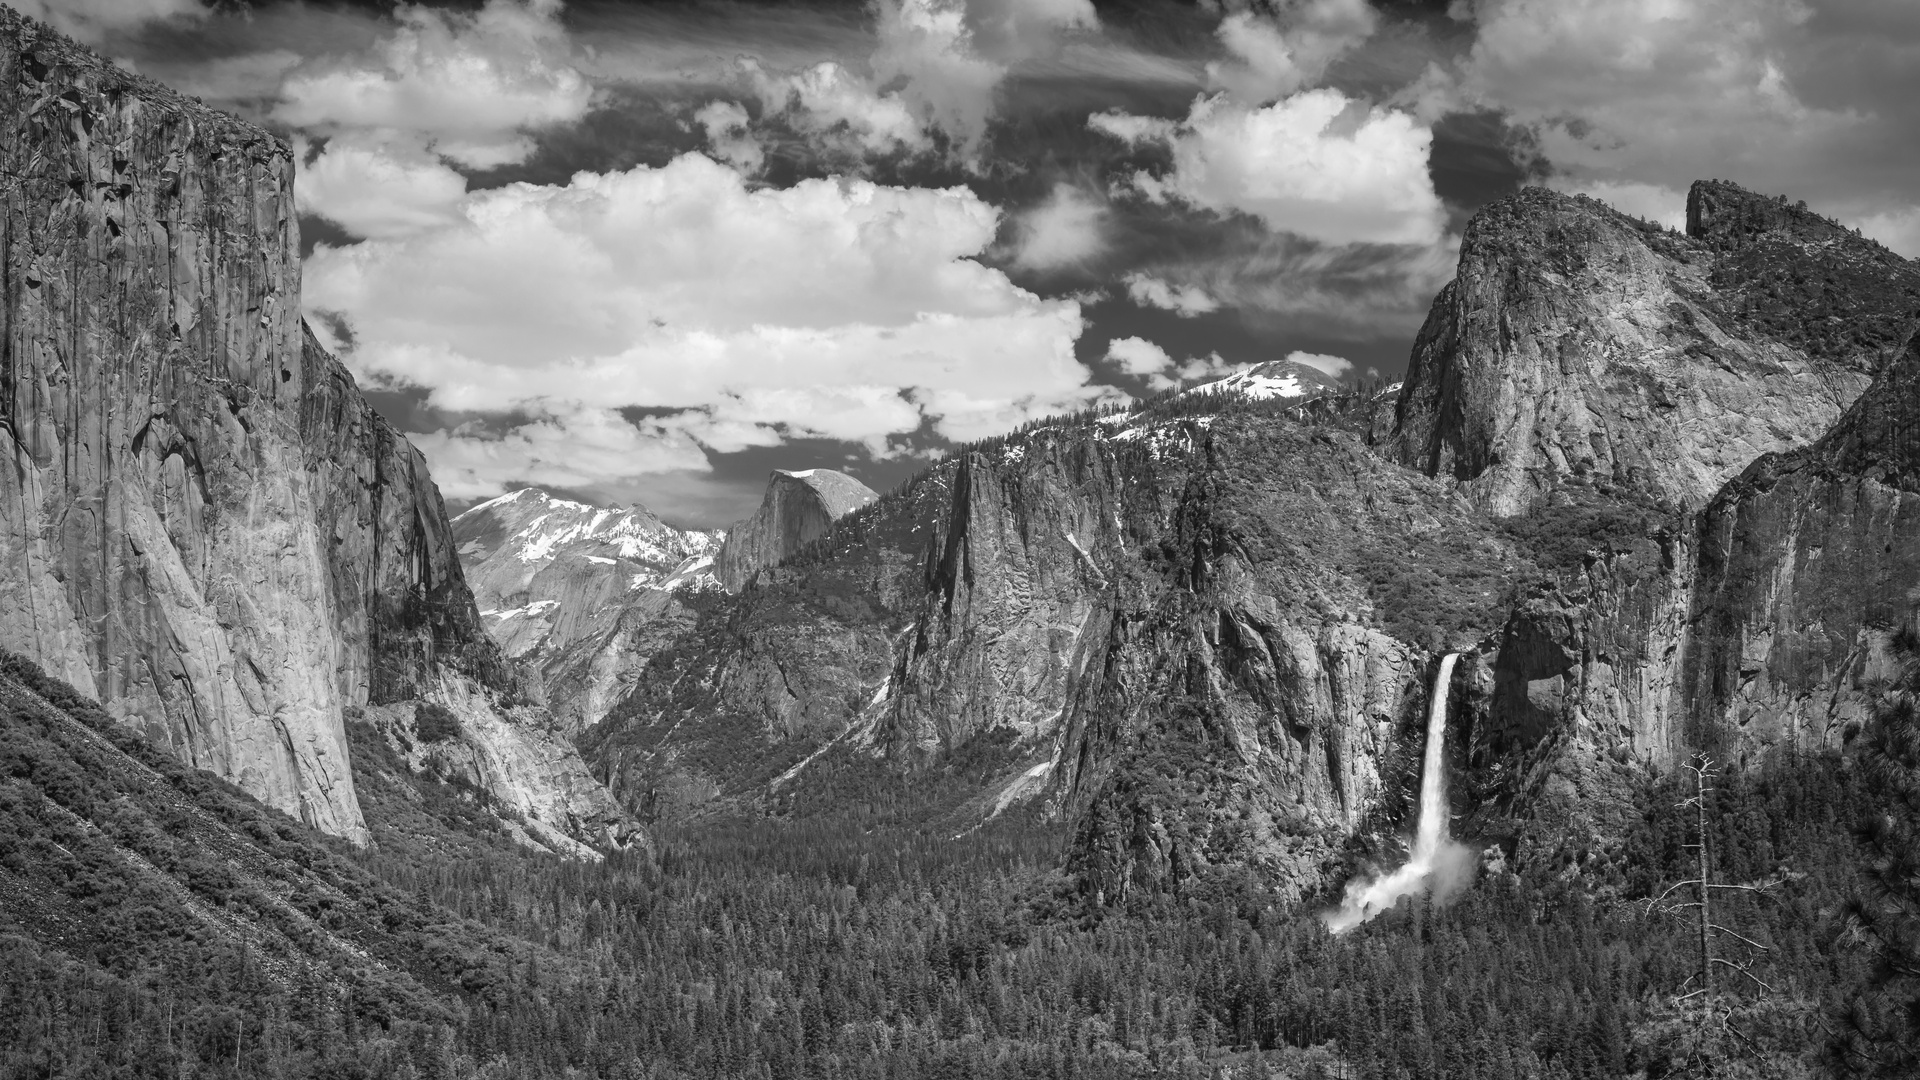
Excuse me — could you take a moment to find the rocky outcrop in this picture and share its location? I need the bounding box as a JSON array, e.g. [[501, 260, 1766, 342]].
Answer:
[[1441, 336, 1920, 871], [714, 469, 877, 593], [452, 488, 721, 732], [1389, 184, 1918, 516], [0, 10, 629, 852]]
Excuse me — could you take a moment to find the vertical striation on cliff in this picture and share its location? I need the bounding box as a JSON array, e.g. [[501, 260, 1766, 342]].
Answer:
[[0, 10, 630, 851], [0, 11, 367, 840]]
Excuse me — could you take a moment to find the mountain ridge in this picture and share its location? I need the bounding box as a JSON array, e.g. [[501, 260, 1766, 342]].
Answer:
[[450, 487, 723, 733]]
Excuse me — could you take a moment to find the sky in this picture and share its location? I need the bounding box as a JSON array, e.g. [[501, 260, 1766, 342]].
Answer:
[[21, 0, 1920, 527]]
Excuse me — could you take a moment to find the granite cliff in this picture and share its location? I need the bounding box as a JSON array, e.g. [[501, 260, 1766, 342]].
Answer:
[[1389, 185, 1917, 515], [0, 10, 629, 854], [714, 468, 878, 593], [1685, 332, 1920, 754]]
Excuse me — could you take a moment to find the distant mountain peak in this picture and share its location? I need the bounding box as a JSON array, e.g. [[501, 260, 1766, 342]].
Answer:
[[1178, 358, 1344, 402], [452, 488, 692, 569], [452, 488, 721, 670], [715, 468, 879, 593]]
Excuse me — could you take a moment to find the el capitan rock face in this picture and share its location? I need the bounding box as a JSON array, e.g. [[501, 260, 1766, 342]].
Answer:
[[0, 10, 629, 853], [714, 469, 878, 593], [0, 14, 365, 839]]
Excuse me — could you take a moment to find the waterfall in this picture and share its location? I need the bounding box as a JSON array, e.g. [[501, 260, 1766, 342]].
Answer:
[[1322, 653, 1470, 933], [1410, 652, 1459, 864]]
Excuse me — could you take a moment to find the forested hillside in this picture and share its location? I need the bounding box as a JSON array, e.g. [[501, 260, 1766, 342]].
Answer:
[[6, 646, 1915, 1078]]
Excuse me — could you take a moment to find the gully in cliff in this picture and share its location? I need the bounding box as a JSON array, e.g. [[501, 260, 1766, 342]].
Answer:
[[1323, 653, 1475, 933]]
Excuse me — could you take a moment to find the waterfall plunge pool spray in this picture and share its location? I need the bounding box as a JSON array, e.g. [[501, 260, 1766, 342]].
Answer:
[[1322, 652, 1474, 933]]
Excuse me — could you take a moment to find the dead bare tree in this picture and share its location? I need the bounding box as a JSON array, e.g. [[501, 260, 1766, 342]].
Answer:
[[1644, 755, 1784, 1070]]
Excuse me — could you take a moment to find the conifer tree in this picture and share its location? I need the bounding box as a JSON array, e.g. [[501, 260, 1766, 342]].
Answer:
[[1835, 625, 1920, 1075]]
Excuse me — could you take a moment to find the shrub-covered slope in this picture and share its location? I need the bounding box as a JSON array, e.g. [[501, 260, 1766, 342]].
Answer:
[[0, 650, 568, 1077]]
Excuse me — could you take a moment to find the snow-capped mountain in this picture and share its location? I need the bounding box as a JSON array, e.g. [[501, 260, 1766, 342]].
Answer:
[[1175, 357, 1346, 401], [452, 489, 724, 732]]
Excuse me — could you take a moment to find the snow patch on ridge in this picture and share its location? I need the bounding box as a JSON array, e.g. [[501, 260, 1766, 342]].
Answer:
[[1181, 367, 1311, 401], [484, 599, 561, 622]]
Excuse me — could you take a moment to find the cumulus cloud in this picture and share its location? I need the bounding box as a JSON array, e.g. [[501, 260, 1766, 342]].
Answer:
[[1123, 272, 1220, 317], [742, 58, 929, 157], [715, 0, 1095, 168], [296, 136, 469, 239], [871, 0, 1006, 158], [275, 0, 591, 169], [11, 0, 204, 42], [416, 407, 713, 502], [305, 153, 1106, 499], [1103, 336, 1174, 377], [1205, 0, 1378, 105], [1093, 89, 1446, 248], [1010, 184, 1106, 271], [264, 0, 610, 242], [1285, 350, 1352, 377], [1086, 111, 1176, 144], [694, 100, 766, 173], [744, 0, 1101, 163]]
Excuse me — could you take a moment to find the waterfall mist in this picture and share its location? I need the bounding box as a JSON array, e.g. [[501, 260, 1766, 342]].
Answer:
[[1322, 653, 1474, 933]]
